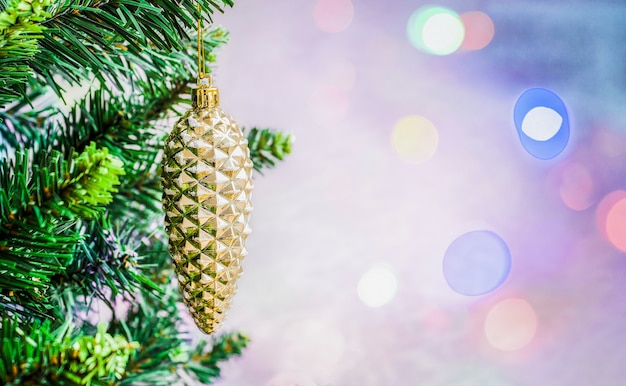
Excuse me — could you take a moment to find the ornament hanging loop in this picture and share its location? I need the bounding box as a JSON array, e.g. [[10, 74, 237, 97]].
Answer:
[[197, 1, 206, 79], [194, 3, 218, 109]]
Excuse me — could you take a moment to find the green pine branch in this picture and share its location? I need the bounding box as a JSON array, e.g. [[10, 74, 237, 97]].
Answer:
[[0, 0, 52, 106], [0, 142, 124, 227], [1, 304, 248, 386], [0, 318, 137, 386], [183, 332, 250, 384], [245, 127, 294, 173], [0, 87, 57, 154], [0, 0, 232, 106], [49, 27, 229, 165], [0, 142, 124, 316], [57, 89, 163, 181], [56, 215, 161, 310], [0, 25, 228, 158], [114, 286, 249, 386]]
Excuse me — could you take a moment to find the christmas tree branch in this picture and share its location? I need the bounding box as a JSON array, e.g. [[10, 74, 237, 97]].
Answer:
[[245, 127, 294, 173], [0, 0, 52, 106], [1, 26, 228, 159], [0, 88, 58, 154], [114, 288, 192, 385], [0, 143, 124, 228], [56, 216, 161, 309], [0, 0, 232, 105], [55, 28, 229, 165], [183, 332, 250, 384], [0, 318, 137, 386], [113, 286, 249, 386], [0, 143, 125, 316]]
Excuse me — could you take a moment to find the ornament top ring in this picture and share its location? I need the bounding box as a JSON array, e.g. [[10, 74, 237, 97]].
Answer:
[[194, 74, 220, 109]]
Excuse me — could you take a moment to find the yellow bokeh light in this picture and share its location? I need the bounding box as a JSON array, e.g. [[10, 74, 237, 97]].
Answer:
[[391, 115, 438, 163]]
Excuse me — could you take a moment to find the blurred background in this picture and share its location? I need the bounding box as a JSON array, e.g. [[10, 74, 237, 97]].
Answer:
[[208, 1, 626, 385]]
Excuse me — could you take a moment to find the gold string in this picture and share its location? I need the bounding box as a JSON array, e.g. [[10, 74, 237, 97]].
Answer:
[[197, 2, 205, 78]]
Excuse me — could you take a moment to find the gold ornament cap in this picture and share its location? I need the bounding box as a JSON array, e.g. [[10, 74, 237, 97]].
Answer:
[[193, 75, 220, 109]]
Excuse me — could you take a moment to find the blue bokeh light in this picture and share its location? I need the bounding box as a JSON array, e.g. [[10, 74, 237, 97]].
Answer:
[[513, 88, 570, 160], [443, 230, 512, 296]]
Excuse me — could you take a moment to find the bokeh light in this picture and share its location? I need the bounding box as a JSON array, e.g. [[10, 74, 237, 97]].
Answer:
[[443, 230, 512, 296], [513, 88, 570, 159], [606, 198, 626, 251], [391, 115, 438, 163], [460, 11, 495, 51], [407, 6, 465, 55], [596, 190, 626, 246], [485, 298, 537, 351], [357, 266, 398, 307], [596, 191, 626, 252], [308, 86, 349, 124], [558, 162, 594, 211], [265, 373, 317, 386], [521, 107, 563, 141], [313, 0, 354, 33]]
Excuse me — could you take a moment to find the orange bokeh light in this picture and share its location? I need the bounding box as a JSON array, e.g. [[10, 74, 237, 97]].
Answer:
[[485, 298, 537, 351]]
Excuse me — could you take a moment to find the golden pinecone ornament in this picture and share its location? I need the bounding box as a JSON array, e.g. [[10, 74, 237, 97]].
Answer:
[[161, 75, 253, 334]]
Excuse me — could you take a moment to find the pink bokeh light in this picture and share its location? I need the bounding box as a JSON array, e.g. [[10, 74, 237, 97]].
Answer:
[[606, 198, 626, 252], [460, 11, 495, 51], [313, 0, 354, 33], [596, 190, 626, 244]]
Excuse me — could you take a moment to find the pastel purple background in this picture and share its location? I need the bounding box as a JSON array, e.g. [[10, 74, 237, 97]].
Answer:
[[204, 1, 626, 385]]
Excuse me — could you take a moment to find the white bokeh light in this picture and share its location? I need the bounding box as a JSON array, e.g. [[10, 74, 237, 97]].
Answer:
[[422, 12, 465, 55], [521, 106, 563, 141], [357, 266, 398, 307]]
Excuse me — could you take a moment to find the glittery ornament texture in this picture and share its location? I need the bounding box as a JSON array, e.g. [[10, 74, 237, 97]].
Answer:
[[161, 105, 253, 334]]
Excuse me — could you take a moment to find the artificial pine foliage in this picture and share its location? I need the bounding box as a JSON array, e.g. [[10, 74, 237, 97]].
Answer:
[[0, 0, 293, 384], [245, 127, 294, 174]]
